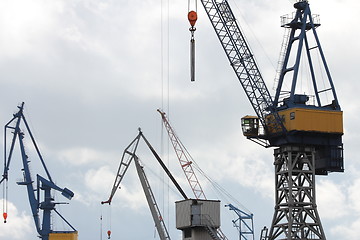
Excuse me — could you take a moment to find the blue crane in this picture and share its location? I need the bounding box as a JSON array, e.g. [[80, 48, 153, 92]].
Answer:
[[192, 0, 343, 239], [225, 204, 254, 240], [0, 102, 77, 240], [197, 0, 343, 168]]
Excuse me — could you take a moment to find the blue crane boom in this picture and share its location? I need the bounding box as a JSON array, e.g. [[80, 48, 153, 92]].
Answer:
[[0, 102, 77, 240]]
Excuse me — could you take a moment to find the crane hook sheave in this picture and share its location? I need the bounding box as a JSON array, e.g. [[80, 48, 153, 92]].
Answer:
[[188, 11, 197, 27]]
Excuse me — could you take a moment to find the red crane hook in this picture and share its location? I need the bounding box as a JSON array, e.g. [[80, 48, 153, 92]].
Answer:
[[3, 212, 7, 223]]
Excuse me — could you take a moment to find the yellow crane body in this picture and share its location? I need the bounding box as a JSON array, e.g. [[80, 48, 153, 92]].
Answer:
[[266, 108, 343, 135], [49, 232, 78, 240]]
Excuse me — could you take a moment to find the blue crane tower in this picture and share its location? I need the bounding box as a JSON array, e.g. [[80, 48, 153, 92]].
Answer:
[[192, 0, 343, 239]]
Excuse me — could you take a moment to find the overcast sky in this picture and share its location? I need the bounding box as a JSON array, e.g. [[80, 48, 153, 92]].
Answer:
[[0, 0, 359, 239]]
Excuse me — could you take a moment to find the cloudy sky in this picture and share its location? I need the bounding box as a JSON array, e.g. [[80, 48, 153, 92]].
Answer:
[[0, 0, 359, 239]]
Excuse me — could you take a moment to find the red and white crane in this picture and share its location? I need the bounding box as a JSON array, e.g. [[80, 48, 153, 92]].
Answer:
[[157, 109, 206, 200]]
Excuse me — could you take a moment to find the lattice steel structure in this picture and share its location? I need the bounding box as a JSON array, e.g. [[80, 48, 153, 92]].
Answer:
[[268, 146, 326, 240], [158, 109, 206, 200], [200, 0, 274, 129]]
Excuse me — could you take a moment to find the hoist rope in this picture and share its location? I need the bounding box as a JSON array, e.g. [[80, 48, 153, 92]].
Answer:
[[108, 204, 111, 233], [2, 116, 7, 223], [160, 0, 171, 232], [228, 0, 276, 71], [2, 180, 8, 222], [138, 158, 183, 199], [192, 160, 252, 214], [100, 213, 103, 240], [188, 0, 197, 13], [316, 49, 329, 104]]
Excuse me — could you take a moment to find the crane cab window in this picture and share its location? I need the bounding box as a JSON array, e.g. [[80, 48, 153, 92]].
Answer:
[[241, 116, 259, 137]]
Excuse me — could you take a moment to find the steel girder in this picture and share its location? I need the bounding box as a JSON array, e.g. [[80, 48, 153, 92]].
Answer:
[[268, 146, 326, 240]]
